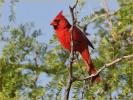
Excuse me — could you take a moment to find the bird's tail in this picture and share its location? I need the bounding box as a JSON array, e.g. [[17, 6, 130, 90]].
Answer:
[[80, 48, 101, 84]]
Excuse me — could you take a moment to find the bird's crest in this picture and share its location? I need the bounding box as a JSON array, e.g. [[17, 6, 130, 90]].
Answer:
[[56, 10, 63, 18]]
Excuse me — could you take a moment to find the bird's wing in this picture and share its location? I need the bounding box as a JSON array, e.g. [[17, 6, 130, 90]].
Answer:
[[73, 26, 94, 49], [86, 38, 94, 49]]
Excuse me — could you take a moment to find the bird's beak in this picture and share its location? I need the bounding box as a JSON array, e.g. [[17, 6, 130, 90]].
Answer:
[[50, 22, 53, 25], [50, 21, 56, 26]]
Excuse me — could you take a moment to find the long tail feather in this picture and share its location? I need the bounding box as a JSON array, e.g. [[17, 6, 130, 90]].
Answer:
[[80, 48, 101, 84]]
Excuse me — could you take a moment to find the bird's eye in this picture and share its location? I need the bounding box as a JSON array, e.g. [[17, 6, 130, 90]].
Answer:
[[54, 19, 60, 23]]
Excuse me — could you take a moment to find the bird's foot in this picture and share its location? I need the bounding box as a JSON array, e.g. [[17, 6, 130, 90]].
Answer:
[[69, 52, 79, 63]]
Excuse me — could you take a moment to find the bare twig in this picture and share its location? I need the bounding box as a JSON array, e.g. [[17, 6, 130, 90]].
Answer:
[[64, 0, 79, 100], [88, 12, 115, 24], [64, 0, 133, 99], [76, 54, 133, 81], [102, 0, 113, 28], [80, 0, 118, 32], [79, 11, 116, 34]]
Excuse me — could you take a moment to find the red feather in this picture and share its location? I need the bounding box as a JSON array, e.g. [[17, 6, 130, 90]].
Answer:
[[50, 11, 101, 84]]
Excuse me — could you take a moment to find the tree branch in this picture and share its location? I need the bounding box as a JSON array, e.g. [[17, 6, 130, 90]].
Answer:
[[64, 0, 79, 100], [63, 0, 132, 99], [76, 54, 133, 81], [88, 12, 115, 24], [32, 51, 39, 88], [102, 0, 113, 28]]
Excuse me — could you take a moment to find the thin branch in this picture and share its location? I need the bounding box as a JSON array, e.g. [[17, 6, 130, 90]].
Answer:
[[102, 0, 113, 28], [64, 0, 79, 100], [69, 0, 78, 25], [8, 63, 57, 74], [76, 54, 133, 81], [80, 1, 118, 32], [64, 1, 132, 99], [33, 51, 40, 88], [79, 11, 116, 33], [88, 12, 115, 24], [72, 0, 78, 10]]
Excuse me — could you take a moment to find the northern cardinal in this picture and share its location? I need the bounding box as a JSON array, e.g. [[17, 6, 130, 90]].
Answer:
[[50, 11, 101, 84]]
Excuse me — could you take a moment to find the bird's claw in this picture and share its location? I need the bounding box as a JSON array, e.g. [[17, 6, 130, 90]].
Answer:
[[69, 52, 79, 63]]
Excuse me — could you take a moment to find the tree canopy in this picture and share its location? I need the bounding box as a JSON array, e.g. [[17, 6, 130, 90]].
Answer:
[[0, 0, 133, 100]]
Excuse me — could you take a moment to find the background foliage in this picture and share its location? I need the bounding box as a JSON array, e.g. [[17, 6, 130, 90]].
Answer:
[[0, 0, 132, 100]]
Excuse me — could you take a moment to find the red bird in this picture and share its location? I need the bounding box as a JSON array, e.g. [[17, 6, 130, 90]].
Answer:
[[50, 11, 101, 84]]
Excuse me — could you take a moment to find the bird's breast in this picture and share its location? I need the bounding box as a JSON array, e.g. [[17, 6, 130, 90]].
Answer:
[[56, 29, 71, 51]]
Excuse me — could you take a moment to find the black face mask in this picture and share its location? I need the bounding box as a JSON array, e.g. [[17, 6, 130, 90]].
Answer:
[[53, 19, 60, 29], [53, 25, 58, 29]]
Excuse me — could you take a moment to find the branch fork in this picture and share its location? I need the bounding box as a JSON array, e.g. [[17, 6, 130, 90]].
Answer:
[[64, 0, 133, 99]]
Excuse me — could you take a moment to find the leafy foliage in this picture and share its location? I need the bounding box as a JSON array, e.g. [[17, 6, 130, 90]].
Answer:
[[0, 23, 47, 99], [0, 0, 133, 100], [43, 0, 133, 99]]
